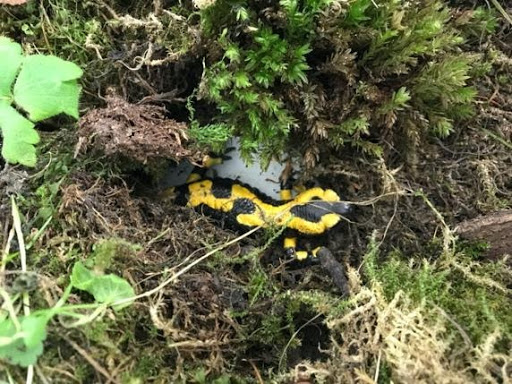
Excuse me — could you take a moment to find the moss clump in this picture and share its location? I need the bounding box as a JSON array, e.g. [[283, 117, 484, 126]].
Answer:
[[364, 235, 512, 346], [88, 237, 142, 271], [191, 0, 496, 166]]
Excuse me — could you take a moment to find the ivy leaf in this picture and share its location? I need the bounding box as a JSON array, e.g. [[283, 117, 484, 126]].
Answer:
[[0, 103, 39, 167], [70, 260, 95, 290], [0, 37, 23, 100], [90, 275, 135, 310], [70, 262, 135, 311], [20, 313, 49, 350], [0, 313, 48, 367], [13, 54, 83, 121]]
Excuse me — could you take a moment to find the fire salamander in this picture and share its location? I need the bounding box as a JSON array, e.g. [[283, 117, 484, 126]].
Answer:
[[171, 177, 351, 262]]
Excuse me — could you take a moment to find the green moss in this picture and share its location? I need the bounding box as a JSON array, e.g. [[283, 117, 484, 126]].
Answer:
[[456, 239, 490, 260], [1, 1, 113, 96], [196, 0, 331, 163], [191, 0, 492, 166], [189, 367, 250, 384], [458, 6, 499, 41], [125, 353, 165, 381], [89, 238, 142, 271], [364, 236, 512, 346]]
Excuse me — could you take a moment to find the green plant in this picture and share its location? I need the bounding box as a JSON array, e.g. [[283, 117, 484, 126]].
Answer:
[[0, 198, 134, 368], [359, 2, 463, 76], [410, 55, 476, 137], [0, 37, 82, 167], [187, 92, 233, 153], [192, 0, 490, 167], [198, 0, 331, 164], [363, 235, 512, 345], [458, 6, 498, 40], [0, 263, 134, 367], [0, 262, 134, 367]]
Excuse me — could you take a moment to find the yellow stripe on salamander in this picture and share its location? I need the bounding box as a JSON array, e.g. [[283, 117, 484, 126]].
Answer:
[[186, 181, 342, 235]]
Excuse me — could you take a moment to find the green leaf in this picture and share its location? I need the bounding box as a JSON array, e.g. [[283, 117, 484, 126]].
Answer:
[[295, 43, 312, 57], [214, 70, 232, 91], [254, 71, 272, 88], [20, 314, 49, 350], [431, 116, 453, 137], [193, 367, 207, 384], [0, 103, 39, 167], [91, 275, 135, 310], [393, 87, 411, 106], [13, 54, 83, 121], [285, 62, 309, 84], [0, 313, 48, 367], [71, 262, 135, 311], [70, 261, 95, 291], [189, 122, 232, 153], [0, 37, 23, 101], [235, 6, 249, 22], [234, 90, 259, 104], [345, 0, 372, 26]]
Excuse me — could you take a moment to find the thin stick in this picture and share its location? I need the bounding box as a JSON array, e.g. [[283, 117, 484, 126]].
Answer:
[[489, 0, 512, 26], [248, 360, 264, 384], [278, 313, 323, 372], [479, 128, 512, 150], [11, 196, 34, 384], [374, 349, 382, 383], [1, 227, 15, 274]]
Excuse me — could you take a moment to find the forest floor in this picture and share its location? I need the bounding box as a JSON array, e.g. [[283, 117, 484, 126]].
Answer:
[[0, 1, 511, 383]]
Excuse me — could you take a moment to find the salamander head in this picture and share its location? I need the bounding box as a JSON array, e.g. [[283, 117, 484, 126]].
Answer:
[[287, 188, 352, 234], [294, 188, 351, 214]]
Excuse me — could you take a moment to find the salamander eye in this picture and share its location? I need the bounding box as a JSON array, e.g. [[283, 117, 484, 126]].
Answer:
[[310, 196, 321, 201]]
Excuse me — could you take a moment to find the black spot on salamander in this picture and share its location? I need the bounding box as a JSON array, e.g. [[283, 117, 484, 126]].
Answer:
[[232, 198, 256, 216], [174, 185, 190, 206], [211, 179, 233, 198], [210, 178, 282, 206]]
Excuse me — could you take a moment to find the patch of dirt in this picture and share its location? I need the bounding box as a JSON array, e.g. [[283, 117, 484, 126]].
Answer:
[[0, 165, 29, 246], [0, 164, 28, 207], [77, 92, 204, 165]]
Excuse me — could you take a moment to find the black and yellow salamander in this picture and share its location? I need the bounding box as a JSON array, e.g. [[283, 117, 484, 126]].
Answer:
[[171, 177, 352, 262]]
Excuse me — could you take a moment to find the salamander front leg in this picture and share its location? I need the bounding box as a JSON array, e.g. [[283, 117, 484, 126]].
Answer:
[[283, 237, 321, 264]]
